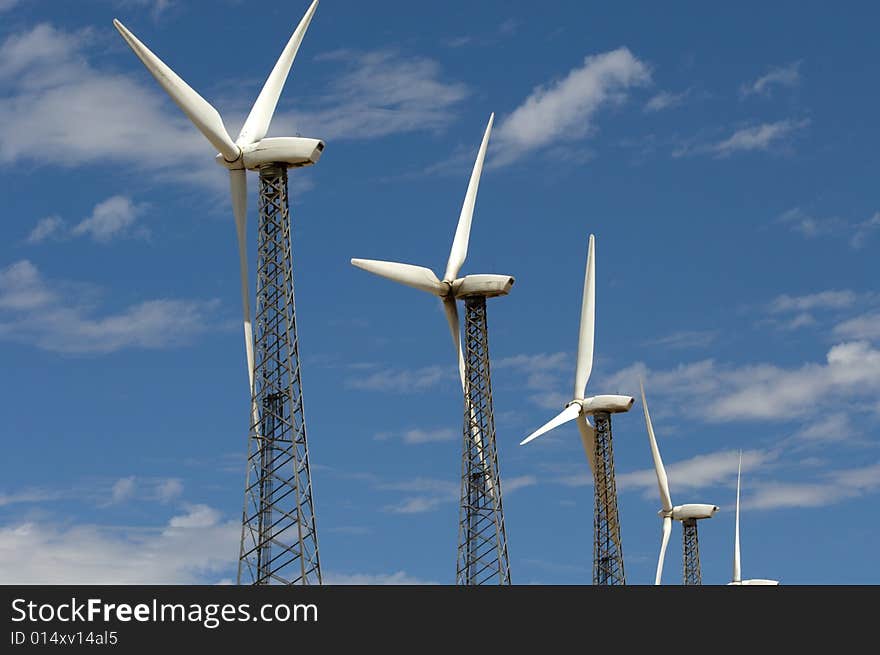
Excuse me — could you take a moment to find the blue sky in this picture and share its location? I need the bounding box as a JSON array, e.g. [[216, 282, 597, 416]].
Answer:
[[1, 0, 878, 584]]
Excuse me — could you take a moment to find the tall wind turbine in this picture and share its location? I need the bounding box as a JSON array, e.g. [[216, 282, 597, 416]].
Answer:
[[520, 235, 634, 585], [352, 115, 515, 585], [729, 453, 779, 586], [114, 0, 324, 585], [640, 380, 718, 585]]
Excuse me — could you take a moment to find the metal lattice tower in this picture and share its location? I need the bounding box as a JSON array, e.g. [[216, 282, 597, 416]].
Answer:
[[456, 295, 511, 585], [592, 411, 625, 585], [682, 519, 702, 586], [237, 163, 321, 585]]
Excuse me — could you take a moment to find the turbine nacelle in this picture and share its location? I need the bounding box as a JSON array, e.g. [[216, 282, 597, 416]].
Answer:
[[452, 274, 515, 299], [576, 394, 635, 415], [215, 138, 325, 171], [659, 503, 719, 521]]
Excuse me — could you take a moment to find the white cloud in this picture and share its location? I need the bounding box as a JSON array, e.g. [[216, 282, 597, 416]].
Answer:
[[380, 478, 458, 514], [0, 488, 62, 507], [607, 340, 880, 424], [0, 259, 221, 353], [27, 216, 66, 244], [375, 427, 457, 444], [712, 119, 809, 156], [643, 329, 717, 350], [741, 61, 801, 97], [502, 475, 538, 494], [644, 89, 688, 112], [155, 478, 184, 503], [748, 462, 880, 510], [769, 290, 857, 314], [0, 505, 238, 583], [834, 312, 880, 341], [492, 48, 650, 165], [109, 476, 137, 504], [0, 0, 20, 12], [850, 212, 880, 249], [616, 449, 775, 497], [345, 364, 452, 393], [72, 195, 147, 242], [777, 207, 845, 238], [495, 351, 571, 408], [276, 49, 467, 141]]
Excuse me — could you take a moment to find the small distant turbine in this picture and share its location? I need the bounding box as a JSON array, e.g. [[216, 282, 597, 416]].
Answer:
[[352, 115, 514, 585], [640, 380, 718, 585], [729, 452, 779, 586], [520, 235, 634, 585]]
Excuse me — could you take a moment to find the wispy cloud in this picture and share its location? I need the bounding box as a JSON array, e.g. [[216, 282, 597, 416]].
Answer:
[[776, 208, 880, 249], [643, 329, 718, 350], [740, 61, 802, 97], [380, 478, 459, 514], [833, 312, 880, 341], [769, 290, 857, 314], [616, 449, 776, 497], [644, 89, 689, 112], [277, 49, 467, 141], [748, 462, 880, 509], [492, 48, 650, 165], [0, 259, 222, 353], [345, 363, 452, 394], [607, 340, 880, 424], [27, 195, 149, 244], [323, 570, 437, 585], [109, 476, 137, 505], [374, 427, 457, 445], [712, 119, 809, 156]]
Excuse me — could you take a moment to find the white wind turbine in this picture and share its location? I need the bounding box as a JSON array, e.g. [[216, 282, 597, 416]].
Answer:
[[113, 0, 324, 418], [729, 452, 779, 586], [640, 380, 718, 585], [350, 114, 512, 392], [520, 235, 633, 585]]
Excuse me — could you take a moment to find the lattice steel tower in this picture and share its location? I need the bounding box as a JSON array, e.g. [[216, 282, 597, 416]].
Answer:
[[592, 411, 626, 585], [112, 2, 326, 586], [682, 519, 701, 585], [237, 164, 321, 585], [456, 295, 511, 585]]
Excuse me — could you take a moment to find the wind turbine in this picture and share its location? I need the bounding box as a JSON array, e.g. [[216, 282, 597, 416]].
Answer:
[[640, 380, 718, 585], [114, 0, 324, 585], [729, 453, 779, 586], [352, 115, 514, 585], [520, 235, 634, 585]]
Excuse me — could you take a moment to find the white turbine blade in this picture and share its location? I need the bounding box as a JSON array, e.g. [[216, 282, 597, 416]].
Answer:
[[520, 403, 580, 446], [576, 414, 596, 475], [655, 516, 672, 585], [230, 169, 255, 392], [443, 113, 494, 282], [573, 235, 595, 399], [112, 19, 239, 162], [442, 297, 465, 390], [733, 451, 742, 584], [641, 379, 673, 512], [351, 259, 446, 296], [236, 0, 319, 146]]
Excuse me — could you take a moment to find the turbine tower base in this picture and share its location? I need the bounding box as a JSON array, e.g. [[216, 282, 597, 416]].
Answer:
[[456, 294, 511, 585], [593, 411, 625, 585], [238, 163, 321, 585], [682, 518, 701, 586]]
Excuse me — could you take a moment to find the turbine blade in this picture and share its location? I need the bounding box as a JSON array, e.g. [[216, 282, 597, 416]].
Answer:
[[230, 169, 254, 392], [573, 235, 596, 399], [443, 113, 494, 281], [655, 516, 672, 585], [520, 403, 580, 446], [576, 414, 596, 476], [442, 298, 465, 391], [351, 259, 446, 296], [734, 451, 742, 583], [112, 19, 239, 162], [641, 379, 673, 512], [236, 0, 319, 146]]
